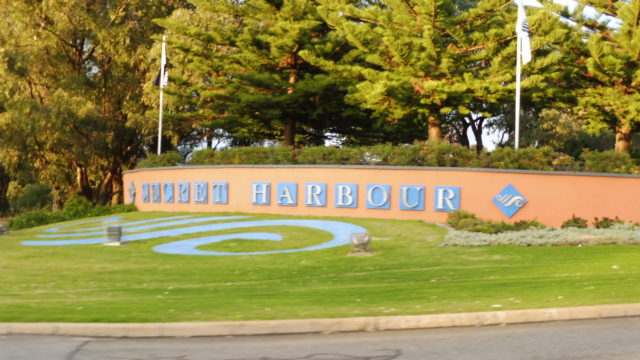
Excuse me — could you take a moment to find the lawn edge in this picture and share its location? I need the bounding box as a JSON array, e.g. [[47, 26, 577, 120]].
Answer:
[[2, 303, 639, 338]]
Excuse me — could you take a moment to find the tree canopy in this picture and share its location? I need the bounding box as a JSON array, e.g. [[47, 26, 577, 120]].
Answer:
[[0, 0, 638, 213]]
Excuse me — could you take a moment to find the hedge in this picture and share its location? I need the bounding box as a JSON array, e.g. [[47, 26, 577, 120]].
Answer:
[[140, 143, 639, 174]]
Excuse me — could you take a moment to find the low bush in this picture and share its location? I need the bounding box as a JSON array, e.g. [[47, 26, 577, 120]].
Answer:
[[9, 203, 137, 230], [190, 147, 296, 165], [446, 211, 543, 234], [445, 223, 640, 247], [561, 215, 589, 229], [9, 210, 68, 231], [580, 150, 637, 174], [481, 146, 573, 171], [63, 197, 94, 219], [149, 145, 637, 174], [593, 216, 624, 229], [136, 152, 183, 168]]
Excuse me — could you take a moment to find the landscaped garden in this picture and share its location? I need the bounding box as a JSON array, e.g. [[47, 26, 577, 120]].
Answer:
[[2, 211, 640, 323]]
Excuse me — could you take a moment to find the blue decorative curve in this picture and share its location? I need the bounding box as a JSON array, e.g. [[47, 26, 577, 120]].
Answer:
[[22, 216, 368, 256], [152, 220, 366, 255]]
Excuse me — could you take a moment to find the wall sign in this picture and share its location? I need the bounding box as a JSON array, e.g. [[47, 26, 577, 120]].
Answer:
[[132, 180, 466, 213]]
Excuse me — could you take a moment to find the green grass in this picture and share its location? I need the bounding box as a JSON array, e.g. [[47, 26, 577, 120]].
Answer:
[[1, 211, 640, 323]]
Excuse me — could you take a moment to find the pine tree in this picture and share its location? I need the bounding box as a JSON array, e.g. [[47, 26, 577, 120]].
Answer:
[[575, 0, 640, 153], [158, 0, 375, 147], [309, 0, 573, 146]]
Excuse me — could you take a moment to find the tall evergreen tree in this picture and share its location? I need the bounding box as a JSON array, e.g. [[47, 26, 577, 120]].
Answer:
[[308, 0, 572, 147], [158, 0, 376, 147], [574, 0, 640, 153]]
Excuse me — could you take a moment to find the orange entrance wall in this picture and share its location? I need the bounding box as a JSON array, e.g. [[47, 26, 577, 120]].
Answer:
[[123, 166, 640, 227]]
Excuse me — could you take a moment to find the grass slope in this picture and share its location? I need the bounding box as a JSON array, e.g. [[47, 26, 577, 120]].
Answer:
[[1, 212, 639, 323]]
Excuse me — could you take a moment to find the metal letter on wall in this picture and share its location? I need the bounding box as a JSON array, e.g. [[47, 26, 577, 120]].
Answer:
[[277, 182, 297, 206], [366, 184, 391, 209], [252, 182, 271, 205], [211, 182, 228, 204], [399, 185, 425, 210], [335, 184, 357, 208], [434, 186, 460, 212], [163, 182, 174, 203]]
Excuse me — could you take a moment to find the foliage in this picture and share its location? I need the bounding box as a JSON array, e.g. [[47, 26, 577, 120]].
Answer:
[[0, 0, 187, 207], [11, 184, 52, 214], [63, 197, 95, 219], [9, 203, 136, 230], [308, 0, 573, 147], [561, 215, 589, 229], [580, 150, 638, 174], [446, 211, 545, 234], [446, 223, 640, 246], [157, 0, 376, 147], [189, 147, 296, 165], [137, 152, 184, 168], [8, 211, 69, 231], [180, 145, 637, 174], [593, 216, 625, 229], [482, 147, 574, 171], [573, 0, 640, 153]]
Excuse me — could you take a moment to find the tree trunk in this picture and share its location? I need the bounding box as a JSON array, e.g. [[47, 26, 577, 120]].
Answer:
[[0, 166, 9, 216], [110, 166, 123, 206], [51, 187, 63, 211], [283, 119, 296, 147], [75, 162, 93, 201], [470, 117, 485, 153], [97, 172, 113, 206], [428, 116, 442, 142], [615, 120, 633, 154], [283, 67, 298, 147]]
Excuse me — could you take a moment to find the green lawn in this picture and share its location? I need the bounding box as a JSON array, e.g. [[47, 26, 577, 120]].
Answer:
[[1, 211, 639, 323]]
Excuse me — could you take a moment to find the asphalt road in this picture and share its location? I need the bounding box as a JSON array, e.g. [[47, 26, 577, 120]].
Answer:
[[3, 317, 640, 360]]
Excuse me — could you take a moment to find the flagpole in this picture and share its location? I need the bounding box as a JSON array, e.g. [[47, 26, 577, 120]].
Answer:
[[515, 29, 522, 150], [157, 35, 167, 155]]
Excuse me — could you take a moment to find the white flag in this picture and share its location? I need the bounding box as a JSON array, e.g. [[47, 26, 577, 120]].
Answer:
[[154, 36, 168, 87], [516, 1, 532, 64]]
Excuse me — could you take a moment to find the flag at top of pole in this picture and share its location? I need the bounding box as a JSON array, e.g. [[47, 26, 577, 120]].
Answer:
[[515, 0, 542, 64], [156, 35, 167, 155], [513, 0, 542, 150]]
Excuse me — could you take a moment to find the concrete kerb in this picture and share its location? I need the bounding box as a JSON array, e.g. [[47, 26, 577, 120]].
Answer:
[[2, 303, 640, 338]]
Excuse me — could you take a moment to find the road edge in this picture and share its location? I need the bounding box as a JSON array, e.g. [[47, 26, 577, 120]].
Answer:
[[2, 303, 640, 338]]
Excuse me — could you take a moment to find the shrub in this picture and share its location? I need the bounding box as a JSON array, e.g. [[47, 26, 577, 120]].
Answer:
[[593, 216, 624, 229], [512, 219, 546, 231], [189, 148, 217, 165], [137, 152, 183, 168], [9, 203, 137, 230], [483, 147, 561, 171], [446, 210, 479, 228], [446, 211, 535, 234], [580, 150, 637, 174], [359, 144, 395, 165], [561, 215, 589, 229], [63, 197, 94, 219], [14, 184, 52, 212], [9, 210, 67, 230], [88, 203, 137, 217], [296, 146, 363, 165], [388, 142, 479, 167], [147, 145, 637, 175], [190, 147, 295, 165]]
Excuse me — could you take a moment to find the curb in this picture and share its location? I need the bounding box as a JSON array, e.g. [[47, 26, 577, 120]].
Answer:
[[2, 304, 640, 338]]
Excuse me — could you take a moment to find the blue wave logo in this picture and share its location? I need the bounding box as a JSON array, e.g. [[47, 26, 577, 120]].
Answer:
[[22, 215, 367, 256], [492, 184, 528, 218]]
